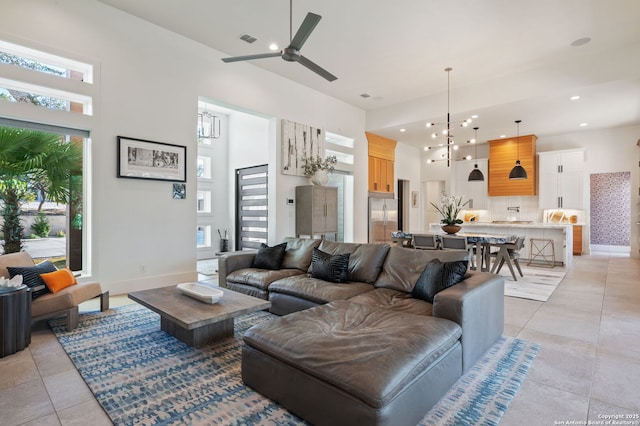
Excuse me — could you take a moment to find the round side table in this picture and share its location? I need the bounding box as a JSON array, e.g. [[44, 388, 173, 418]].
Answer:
[[0, 286, 31, 358]]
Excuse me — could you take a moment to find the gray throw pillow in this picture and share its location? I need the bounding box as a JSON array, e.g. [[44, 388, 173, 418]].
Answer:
[[311, 248, 350, 283], [7, 260, 57, 299], [252, 242, 287, 270], [412, 259, 468, 303]]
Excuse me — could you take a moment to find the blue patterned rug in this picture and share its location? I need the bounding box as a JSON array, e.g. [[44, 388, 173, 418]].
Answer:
[[51, 304, 539, 425]]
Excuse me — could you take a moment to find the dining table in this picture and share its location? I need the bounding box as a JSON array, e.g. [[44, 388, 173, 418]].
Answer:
[[441, 232, 517, 272]]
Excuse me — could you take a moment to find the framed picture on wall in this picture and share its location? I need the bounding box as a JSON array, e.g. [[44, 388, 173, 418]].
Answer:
[[281, 119, 324, 176], [411, 191, 419, 208], [117, 136, 187, 182]]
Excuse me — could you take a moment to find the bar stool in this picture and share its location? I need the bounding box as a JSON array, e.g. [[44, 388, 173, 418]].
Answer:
[[527, 238, 556, 268]]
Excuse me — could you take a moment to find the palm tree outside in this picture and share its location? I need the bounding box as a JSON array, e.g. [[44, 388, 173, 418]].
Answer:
[[0, 126, 82, 254]]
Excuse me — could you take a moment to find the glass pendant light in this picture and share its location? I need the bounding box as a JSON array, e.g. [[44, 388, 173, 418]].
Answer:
[[468, 127, 484, 181], [509, 119, 527, 180]]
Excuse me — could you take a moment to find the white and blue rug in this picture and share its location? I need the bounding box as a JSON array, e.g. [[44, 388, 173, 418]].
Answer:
[[51, 304, 539, 425]]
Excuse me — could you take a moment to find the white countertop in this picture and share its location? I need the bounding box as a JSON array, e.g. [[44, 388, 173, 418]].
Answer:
[[432, 222, 574, 230]]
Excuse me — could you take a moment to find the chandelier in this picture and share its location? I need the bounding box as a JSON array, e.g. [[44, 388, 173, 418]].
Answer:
[[424, 67, 475, 167], [198, 111, 220, 140]]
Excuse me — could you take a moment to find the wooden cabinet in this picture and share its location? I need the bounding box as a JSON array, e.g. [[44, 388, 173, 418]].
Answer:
[[538, 149, 585, 209], [369, 156, 394, 193], [573, 225, 583, 255], [295, 185, 338, 238], [488, 134, 537, 196], [366, 132, 396, 194], [454, 159, 489, 210]]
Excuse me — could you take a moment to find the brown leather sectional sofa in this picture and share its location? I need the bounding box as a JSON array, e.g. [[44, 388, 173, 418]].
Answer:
[[218, 237, 505, 425]]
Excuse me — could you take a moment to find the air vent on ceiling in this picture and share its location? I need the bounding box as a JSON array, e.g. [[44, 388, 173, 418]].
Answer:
[[240, 34, 258, 44]]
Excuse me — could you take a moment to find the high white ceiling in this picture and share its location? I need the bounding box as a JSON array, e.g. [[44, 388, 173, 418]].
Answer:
[[98, 0, 640, 148]]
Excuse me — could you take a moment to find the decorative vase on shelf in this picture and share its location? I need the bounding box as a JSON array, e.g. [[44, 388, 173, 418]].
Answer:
[[310, 169, 330, 186], [442, 225, 462, 235]]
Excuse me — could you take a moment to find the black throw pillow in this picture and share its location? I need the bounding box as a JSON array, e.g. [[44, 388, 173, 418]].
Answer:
[[412, 259, 468, 303], [310, 248, 350, 283], [7, 260, 57, 299], [252, 242, 287, 270]]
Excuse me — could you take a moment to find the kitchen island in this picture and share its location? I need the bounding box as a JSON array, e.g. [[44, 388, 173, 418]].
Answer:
[[428, 222, 573, 267]]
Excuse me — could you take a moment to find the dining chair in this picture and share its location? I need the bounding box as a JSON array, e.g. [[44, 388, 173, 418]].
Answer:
[[440, 235, 476, 269], [488, 236, 525, 281], [413, 234, 439, 250]]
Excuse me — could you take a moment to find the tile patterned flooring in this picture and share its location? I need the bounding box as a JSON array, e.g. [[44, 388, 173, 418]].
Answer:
[[1, 255, 639, 425]]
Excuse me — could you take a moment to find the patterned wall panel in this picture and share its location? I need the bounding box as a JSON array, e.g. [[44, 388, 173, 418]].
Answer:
[[590, 172, 631, 246]]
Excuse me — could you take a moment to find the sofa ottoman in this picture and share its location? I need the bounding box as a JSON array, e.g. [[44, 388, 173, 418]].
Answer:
[[242, 300, 463, 426]]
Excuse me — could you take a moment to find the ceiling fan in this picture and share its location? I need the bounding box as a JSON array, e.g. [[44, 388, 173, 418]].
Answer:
[[221, 0, 337, 82]]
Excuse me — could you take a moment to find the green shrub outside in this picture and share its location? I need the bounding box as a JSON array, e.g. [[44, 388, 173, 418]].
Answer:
[[30, 212, 52, 238]]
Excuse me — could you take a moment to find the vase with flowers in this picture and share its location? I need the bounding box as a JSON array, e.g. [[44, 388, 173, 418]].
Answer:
[[430, 192, 469, 234], [301, 155, 337, 186]]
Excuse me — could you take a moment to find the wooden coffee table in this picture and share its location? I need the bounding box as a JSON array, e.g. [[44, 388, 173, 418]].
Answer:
[[128, 286, 271, 347]]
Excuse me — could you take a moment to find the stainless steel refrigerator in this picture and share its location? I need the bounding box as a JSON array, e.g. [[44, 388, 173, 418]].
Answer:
[[368, 197, 399, 243]]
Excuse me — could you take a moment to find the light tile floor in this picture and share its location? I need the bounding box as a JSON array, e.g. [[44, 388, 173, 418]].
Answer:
[[1, 255, 638, 425]]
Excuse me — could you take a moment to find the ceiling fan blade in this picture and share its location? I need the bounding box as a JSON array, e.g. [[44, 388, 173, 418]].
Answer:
[[298, 55, 337, 82], [289, 12, 321, 51], [221, 52, 282, 63]]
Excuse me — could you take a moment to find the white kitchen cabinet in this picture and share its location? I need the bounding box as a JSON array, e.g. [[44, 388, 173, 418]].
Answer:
[[538, 149, 585, 209], [454, 159, 488, 210]]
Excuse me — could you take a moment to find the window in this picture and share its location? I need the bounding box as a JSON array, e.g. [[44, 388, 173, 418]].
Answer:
[[0, 40, 93, 115], [325, 132, 355, 242], [0, 40, 95, 274]]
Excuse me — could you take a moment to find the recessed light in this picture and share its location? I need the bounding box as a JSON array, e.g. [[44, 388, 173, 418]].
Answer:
[[360, 93, 371, 98], [570, 95, 580, 101], [570, 37, 591, 47], [500, 134, 506, 138], [471, 115, 478, 119], [426, 159, 433, 163], [269, 43, 279, 51], [580, 122, 588, 127], [400, 128, 406, 132], [424, 146, 431, 151]]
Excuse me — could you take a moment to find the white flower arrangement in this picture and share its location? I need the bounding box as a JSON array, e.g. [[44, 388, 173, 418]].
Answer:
[[430, 192, 469, 226]]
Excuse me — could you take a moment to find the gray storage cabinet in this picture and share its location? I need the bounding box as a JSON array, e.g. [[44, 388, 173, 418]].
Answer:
[[295, 185, 338, 239]]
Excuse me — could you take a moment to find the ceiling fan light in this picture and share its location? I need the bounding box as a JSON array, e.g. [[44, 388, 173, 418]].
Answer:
[[468, 166, 485, 181], [509, 160, 528, 180]]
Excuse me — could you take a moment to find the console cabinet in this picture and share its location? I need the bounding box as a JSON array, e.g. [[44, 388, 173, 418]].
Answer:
[[454, 158, 489, 209], [538, 149, 585, 209], [295, 185, 338, 238]]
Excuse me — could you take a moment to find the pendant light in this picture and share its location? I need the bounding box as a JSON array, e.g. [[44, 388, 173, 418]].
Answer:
[[509, 119, 527, 180], [468, 127, 484, 181]]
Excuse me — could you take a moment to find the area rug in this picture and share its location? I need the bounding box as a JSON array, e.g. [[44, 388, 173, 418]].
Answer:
[[499, 265, 566, 302], [51, 304, 540, 426]]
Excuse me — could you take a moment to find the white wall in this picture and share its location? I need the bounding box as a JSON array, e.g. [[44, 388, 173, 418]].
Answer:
[[2, 0, 366, 294], [394, 141, 423, 232]]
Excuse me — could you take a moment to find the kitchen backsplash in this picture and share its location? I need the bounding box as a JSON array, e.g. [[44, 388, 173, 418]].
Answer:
[[460, 196, 585, 224]]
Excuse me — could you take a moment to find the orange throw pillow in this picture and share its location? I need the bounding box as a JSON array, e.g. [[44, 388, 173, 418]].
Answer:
[[40, 268, 78, 294]]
